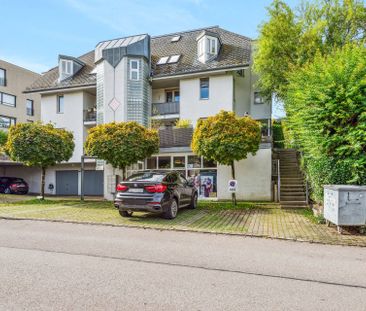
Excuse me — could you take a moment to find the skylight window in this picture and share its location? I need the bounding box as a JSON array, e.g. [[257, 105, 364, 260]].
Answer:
[[171, 35, 181, 42], [168, 55, 181, 64], [157, 56, 169, 65]]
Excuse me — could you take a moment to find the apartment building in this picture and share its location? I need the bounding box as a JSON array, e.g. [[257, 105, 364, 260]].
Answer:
[[0, 60, 41, 192], [25, 26, 272, 200]]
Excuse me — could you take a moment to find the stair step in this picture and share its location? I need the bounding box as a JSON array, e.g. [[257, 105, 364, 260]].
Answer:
[[280, 200, 308, 205]]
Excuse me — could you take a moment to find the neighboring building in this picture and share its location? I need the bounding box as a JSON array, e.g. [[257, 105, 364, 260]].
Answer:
[[0, 60, 41, 193], [25, 26, 272, 200]]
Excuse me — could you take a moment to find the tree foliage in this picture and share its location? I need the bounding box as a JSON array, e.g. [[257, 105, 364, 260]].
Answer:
[[254, 0, 366, 99], [286, 44, 366, 200], [192, 111, 261, 204], [5, 123, 74, 198], [85, 122, 159, 179], [0, 131, 7, 152]]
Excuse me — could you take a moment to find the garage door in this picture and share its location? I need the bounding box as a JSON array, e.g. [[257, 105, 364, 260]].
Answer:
[[84, 170, 104, 196], [56, 171, 78, 195]]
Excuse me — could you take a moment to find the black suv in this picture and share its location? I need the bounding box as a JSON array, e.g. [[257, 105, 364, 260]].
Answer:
[[114, 171, 198, 219]]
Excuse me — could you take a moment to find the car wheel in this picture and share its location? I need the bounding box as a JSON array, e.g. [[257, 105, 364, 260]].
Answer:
[[4, 187, 11, 194], [119, 210, 133, 218], [163, 199, 178, 219], [189, 193, 198, 209]]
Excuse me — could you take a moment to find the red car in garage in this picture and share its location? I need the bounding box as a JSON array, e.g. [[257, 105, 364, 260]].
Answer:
[[0, 177, 29, 194]]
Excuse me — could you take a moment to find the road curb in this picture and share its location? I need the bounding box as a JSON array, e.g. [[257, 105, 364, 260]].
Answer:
[[0, 215, 363, 248]]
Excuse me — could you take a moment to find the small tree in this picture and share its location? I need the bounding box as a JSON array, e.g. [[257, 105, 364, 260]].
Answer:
[[192, 111, 261, 204], [5, 123, 74, 199], [85, 122, 159, 180]]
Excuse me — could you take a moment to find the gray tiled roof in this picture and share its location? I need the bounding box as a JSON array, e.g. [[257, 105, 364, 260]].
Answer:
[[26, 26, 252, 93], [25, 51, 96, 93], [151, 26, 251, 78]]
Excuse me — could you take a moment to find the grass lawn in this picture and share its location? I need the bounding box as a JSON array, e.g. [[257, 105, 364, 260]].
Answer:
[[0, 195, 365, 246]]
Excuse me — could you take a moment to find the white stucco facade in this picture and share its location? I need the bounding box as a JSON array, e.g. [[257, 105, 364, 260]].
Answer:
[[179, 74, 234, 126]]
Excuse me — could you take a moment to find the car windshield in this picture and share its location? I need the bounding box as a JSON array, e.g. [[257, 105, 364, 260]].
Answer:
[[11, 178, 24, 183], [126, 172, 165, 182]]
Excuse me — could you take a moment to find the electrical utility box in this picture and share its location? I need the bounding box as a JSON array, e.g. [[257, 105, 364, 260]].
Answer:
[[324, 185, 366, 227]]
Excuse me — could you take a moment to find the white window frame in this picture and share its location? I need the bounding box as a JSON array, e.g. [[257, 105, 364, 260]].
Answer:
[[129, 59, 140, 81], [208, 38, 217, 54], [61, 60, 73, 75], [157, 56, 169, 65], [57, 95, 64, 114]]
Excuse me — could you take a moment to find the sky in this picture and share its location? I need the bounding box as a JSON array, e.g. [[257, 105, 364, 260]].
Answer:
[[1, 0, 301, 73], [1, 0, 302, 118]]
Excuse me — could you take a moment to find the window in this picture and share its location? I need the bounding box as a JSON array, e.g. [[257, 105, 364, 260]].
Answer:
[[158, 156, 171, 169], [168, 55, 180, 64], [208, 38, 217, 54], [173, 156, 185, 168], [129, 59, 139, 80], [157, 56, 169, 65], [188, 155, 201, 168], [0, 68, 6, 86], [0, 92, 16, 107], [254, 92, 264, 104], [26, 99, 34, 116], [61, 60, 72, 75], [171, 35, 181, 42], [200, 78, 209, 99], [0, 115, 16, 128], [57, 95, 64, 113], [166, 90, 180, 103]]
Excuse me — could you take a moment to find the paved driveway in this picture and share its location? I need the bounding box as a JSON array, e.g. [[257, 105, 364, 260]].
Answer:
[[0, 219, 366, 310]]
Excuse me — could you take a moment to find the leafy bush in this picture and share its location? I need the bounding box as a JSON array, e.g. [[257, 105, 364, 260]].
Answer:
[[175, 119, 192, 128], [0, 131, 7, 151], [272, 120, 285, 148], [286, 44, 366, 201]]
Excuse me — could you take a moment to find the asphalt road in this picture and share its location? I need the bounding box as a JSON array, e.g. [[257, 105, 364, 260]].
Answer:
[[0, 219, 365, 310]]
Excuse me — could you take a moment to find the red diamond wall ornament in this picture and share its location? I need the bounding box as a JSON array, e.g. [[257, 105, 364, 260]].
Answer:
[[108, 98, 121, 111]]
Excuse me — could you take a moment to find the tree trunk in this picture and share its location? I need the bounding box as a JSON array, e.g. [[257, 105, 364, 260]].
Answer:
[[41, 167, 46, 200], [231, 161, 237, 205], [122, 166, 126, 181]]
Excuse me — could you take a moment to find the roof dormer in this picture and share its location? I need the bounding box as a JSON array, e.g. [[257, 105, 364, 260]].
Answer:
[[58, 55, 85, 82], [196, 30, 221, 64]]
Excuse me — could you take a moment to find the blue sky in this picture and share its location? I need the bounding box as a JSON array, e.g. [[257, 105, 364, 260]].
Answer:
[[1, 0, 301, 74]]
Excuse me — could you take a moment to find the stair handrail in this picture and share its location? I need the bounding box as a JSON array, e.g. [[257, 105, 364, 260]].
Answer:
[[277, 159, 281, 203]]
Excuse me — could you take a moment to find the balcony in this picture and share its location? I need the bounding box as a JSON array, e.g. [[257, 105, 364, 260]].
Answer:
[[152, 102, 180, 117], [159, 126, 193, 148], [84, 108, 96, 126]]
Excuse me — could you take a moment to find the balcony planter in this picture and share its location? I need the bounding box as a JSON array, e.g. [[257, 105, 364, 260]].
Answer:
[[159, 126, 193, 148]]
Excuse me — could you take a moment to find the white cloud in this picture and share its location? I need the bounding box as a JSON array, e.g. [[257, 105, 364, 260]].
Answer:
[[0, 54, 50, 74], [64, 0, 202, 35]]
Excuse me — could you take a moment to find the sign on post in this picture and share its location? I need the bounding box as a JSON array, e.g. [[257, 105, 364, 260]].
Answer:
[[228, 180, 237, 193]]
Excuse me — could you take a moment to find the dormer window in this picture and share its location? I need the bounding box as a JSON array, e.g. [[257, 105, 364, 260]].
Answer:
[[196, 31, 221, 64], [61, 60, 72, 75], [58, 55, 85, 82]]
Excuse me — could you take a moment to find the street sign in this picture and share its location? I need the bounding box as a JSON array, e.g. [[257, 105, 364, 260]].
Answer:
[[228, 180, 238, 193]]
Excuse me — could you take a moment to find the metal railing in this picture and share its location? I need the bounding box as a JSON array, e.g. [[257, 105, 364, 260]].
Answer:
[[84, 109, 96, 122], [152, 102, 180, 116]]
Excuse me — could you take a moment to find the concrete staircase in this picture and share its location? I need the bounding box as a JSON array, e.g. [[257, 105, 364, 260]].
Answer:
[[278, 149, 308, 208]]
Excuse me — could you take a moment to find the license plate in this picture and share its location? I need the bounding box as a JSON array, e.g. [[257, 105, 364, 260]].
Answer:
[[129, 188, 143, 193]]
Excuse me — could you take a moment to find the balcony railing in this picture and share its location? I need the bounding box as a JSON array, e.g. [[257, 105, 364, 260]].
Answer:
[[152, 102, 180, 116], [159, 127, 193, 148], [84, 109, 96, 123]]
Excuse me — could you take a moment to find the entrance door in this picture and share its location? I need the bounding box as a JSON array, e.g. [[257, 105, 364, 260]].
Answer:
[[56, 171, 78, 195], [84, 170, 104, 196]]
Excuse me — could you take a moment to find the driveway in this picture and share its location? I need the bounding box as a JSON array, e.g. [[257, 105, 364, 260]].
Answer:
[[0, 219, 365, 310]]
